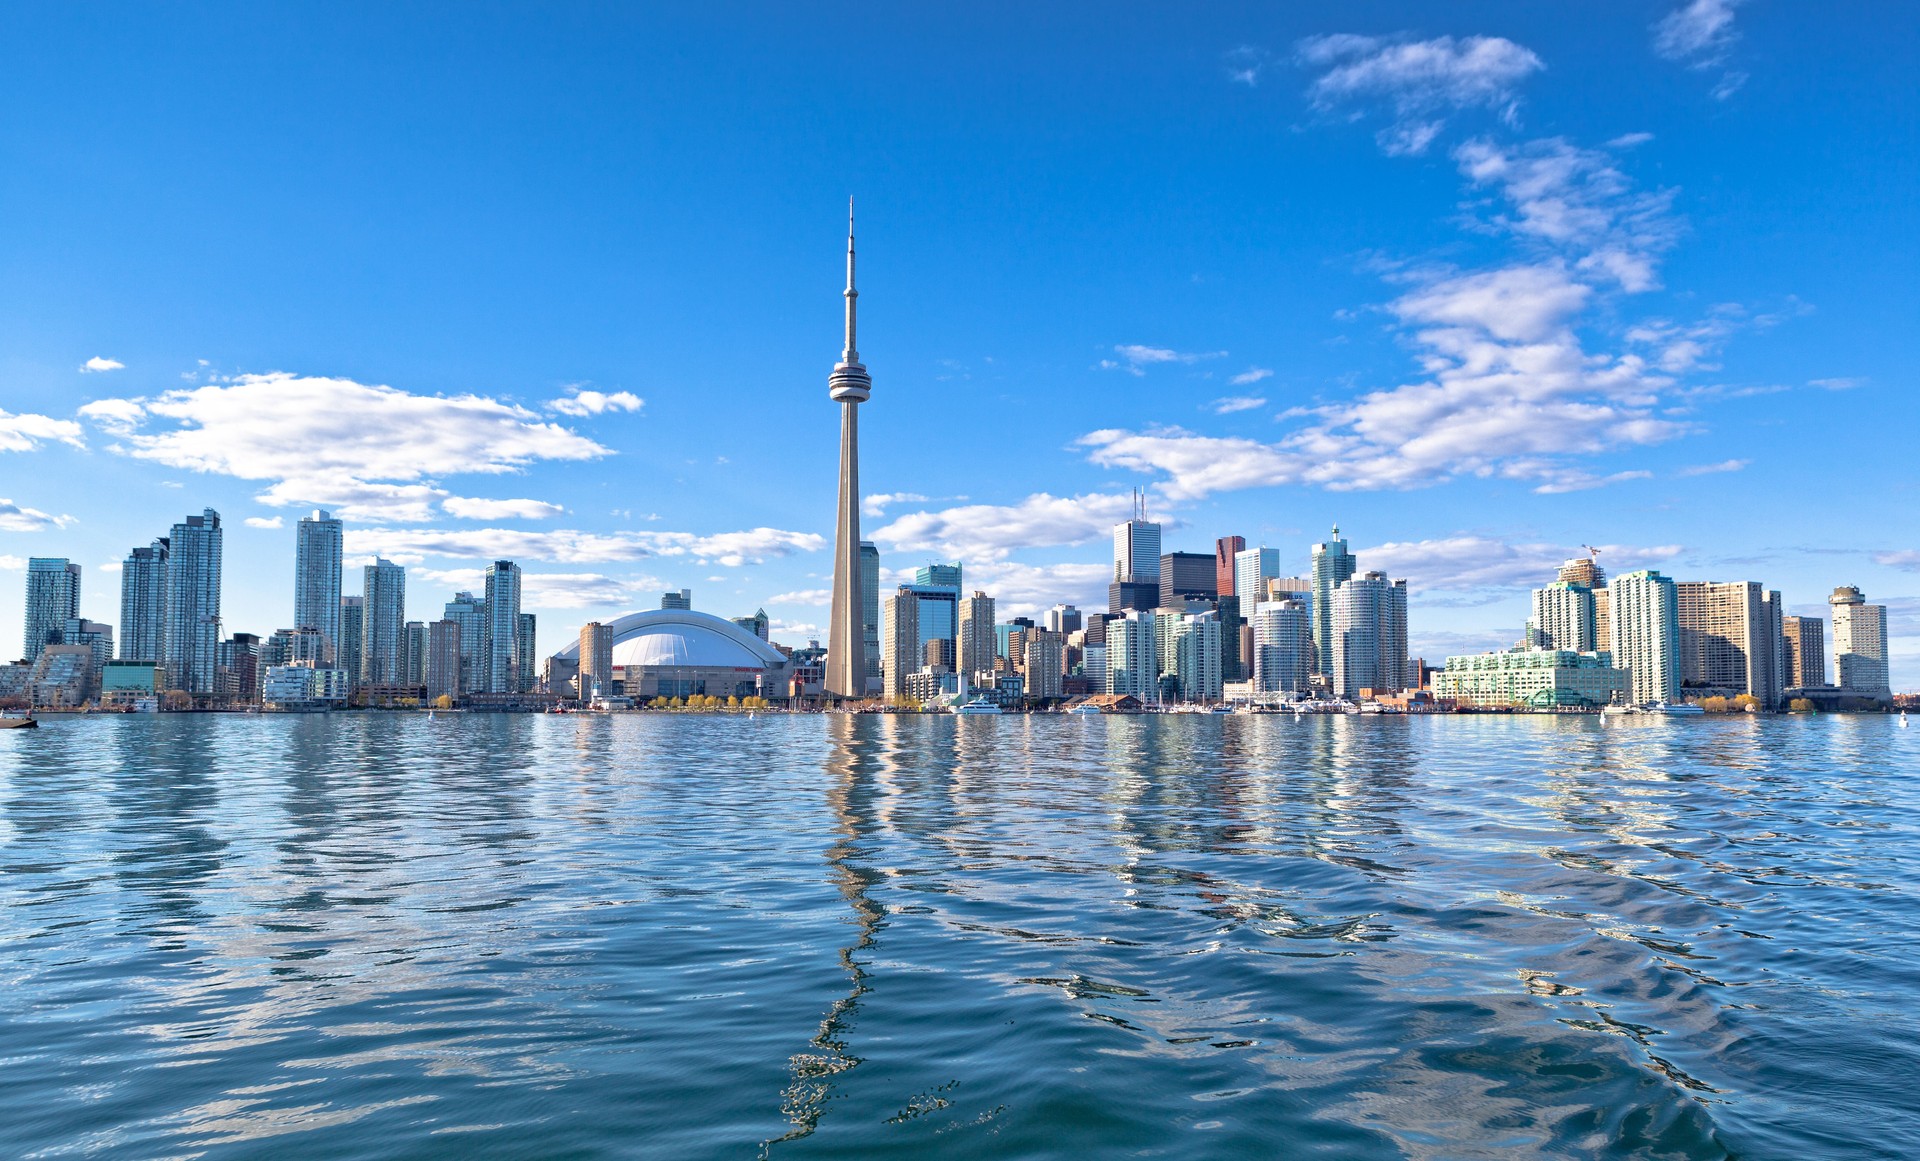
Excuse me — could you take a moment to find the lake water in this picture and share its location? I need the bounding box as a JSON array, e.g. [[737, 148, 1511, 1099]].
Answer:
[[0, 713, 1914, 1159]]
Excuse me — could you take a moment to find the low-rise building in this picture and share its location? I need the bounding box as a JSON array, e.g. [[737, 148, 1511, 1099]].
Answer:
[[1433, 649, 1630, 709]]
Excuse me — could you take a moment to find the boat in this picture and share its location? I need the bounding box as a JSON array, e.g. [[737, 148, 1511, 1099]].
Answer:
[[1901, 711, 1909, 728], [1067, 703, 1103, 715], [951, 696, 1003, 715], [0, 714, 38, 729], [1209, 704, 1234, 713], [1602, 702, 1706, 717]]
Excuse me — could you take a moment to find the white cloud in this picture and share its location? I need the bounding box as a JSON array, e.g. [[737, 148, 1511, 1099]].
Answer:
[[1873, 552, 1920, 573], [1810, 377, 1865, 392], [1208, 396, 1268, 415], [962, 560, 1114, 622], [1653, 0, 1743, 64], [80, 373, 611, 524], [441, 496, 567, 521], [1080, 428, 1303, 501], [345, 525, 823, 567], [769, 619, 822, 642], [0, 410, 86, 454], [0, 555, 24, 570], [1230, 367, 1274, 386], [862, 492, 930, 518], [1357, 537, 1684, 592], [99, 561, 122, 573], [414, 568, 653, 610], [546, 387, 644, 416], [768, 588, 832, 606], [243, 516, 285, 529], [1099, 344, 1228, 376], [872, 492, 1139, 563], [80, 356, 125, 373], [1677, 459, 1748, 477], [0, 498, 74, 532], [1297, 34, 1544, 153], [1224, 45, 1270, 87]]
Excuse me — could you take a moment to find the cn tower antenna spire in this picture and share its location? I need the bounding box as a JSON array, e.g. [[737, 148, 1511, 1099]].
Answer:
[[843, 198, 858, 363]]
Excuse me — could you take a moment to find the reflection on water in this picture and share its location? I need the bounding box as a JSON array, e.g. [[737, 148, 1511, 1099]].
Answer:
[[0, 713, 1916, 1158]]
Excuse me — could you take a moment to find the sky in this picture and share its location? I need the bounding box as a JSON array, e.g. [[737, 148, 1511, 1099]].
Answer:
[[0, 2, 1914, 685]]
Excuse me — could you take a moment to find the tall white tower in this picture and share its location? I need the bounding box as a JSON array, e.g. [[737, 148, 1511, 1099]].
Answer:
[[826, 202, 872, 699]]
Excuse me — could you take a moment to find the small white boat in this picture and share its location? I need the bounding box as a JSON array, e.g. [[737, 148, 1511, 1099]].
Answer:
[[1067, 703, 1103, 715], [1902, 711, 1909, 728], [952, 696, 1003, 715]]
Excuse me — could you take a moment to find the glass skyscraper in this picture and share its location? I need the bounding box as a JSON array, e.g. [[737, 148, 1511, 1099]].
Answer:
[[294, 510, 344, 663], [484, 560, 522, 693], [119, 538, 168, 663], [1311, 526, 1356, 675], [162, 509, 222, 695], [361, 557, 407, 685], [23, 557, 80, 662]]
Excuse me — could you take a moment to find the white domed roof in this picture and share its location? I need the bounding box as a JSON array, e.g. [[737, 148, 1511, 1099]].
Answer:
[[552, 609, 786, 670]]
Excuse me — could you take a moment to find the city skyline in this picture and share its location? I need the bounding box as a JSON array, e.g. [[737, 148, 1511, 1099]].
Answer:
[[0, 4, 1913, 687]]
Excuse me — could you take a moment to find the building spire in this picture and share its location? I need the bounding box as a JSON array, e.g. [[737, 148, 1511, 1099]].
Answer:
[[843, 198, 858, 363]]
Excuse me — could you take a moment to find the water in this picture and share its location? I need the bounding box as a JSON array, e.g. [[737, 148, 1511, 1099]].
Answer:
[[1, 713, 1915, 1159]]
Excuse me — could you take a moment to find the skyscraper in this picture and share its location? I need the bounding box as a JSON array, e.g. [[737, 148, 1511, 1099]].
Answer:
[[1557, 555, 1606, 589], [1253, 599, 1313, 694], [1043, 604, 1083, 635], [880, 586, 919, 700], [1532, 581, 1598, 653], [825, 205, 872, 700], [1233, 546, 1281, 610], [443, 591, 487, 694], [516, 612, 537, 694], [1023, 630, 1066, 699], [1113, 500, 1162, 588], [163, 509, 222, 695], [339, 596, 364, 685], [425, 619, 462, 701], [1214, 535, 1245, 599], [361, 558, 407, 685], [1331, 571, 1407, 700], [1106, 610, 1158, 698], [1782, 615, 1827, 689], [860, 541, 881, 694], [23, 558, 80, 662], [579, 621, 614, 700], [401, 621, 427, 686], [1676, 581, 1787, 709], [294, 509, 344, 663], [1171, 613, 1223, 701], [661, 588, 692, 610], [1610, 570, 1680, 705], [914, 562, 962, 591], [1311, 527, 1357, 675], [1159, 552, 1216, 609], [484, 560, 522, 693], [1830, 586, 1891, 697], [119, 538, 168, 663], [957, 591, 997, 681]]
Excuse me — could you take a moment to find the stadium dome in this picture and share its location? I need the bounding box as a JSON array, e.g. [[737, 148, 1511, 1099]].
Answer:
[[551, 609, 788, 699]]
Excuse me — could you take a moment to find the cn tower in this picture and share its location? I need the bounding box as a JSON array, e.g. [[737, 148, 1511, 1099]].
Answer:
[[824, 201, 871, 700]]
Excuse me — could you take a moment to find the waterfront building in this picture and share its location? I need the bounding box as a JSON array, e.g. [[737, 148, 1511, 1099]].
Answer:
[[1311, 527, 1357, 675], [1532, 581, 1598, 653], [730, 608, 770, 641], [914, 562, 962, 591], [1783, 615, 1827, 689], [425, 619, 462, 701], [262, 662, 350, 707], [1043, 604, 1083, 635], [100, 660, 163, 708], [516, 613, 537, 693], [443, 592, 487, 694], [1331, 571, 1407, 700], [1082, 644, 1109, 694], [261, 627, 328, 684], [163, 509, 222, 696], [27, 645, 94, 707], [1252, 599, 1313, 694], [1676, 581, 1787, 708], [958, 591, 996, 681], [401, 621, 427, 686], [1171, 613, 1223, 701], [216, 631, 260, 704], [484, 560, 522, 693], [23, 558, 81, 662], [547, 609, 791, 701], [361, 558, 407, 686], [1153, 602, 1211, 677], [119, 539, 168, 664], [661, 589, 692, 611], [1434, 650, 1630, 709], [824, 206, 873, 701], [860, 541, 881, 694], [881, 586, 919, 700], [1023, 630, 1066, 699], [1610, 569, 1681, 705], [899, 585, 959, 671], [1160, 552, 1217, 609], [1106, 610, 1158, 699], [1215, 535, 1245, 599], [1830, 586, 1891, 697], [63, 618, 114, 697], [1233, 547, 1280, 610], [904, 667, 961, 705], [294, 510, 344, 662], [1594, 589, 1611, 655], [339, 596, 364, 687]]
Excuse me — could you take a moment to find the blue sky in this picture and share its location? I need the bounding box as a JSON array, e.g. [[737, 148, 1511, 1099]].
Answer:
[[0, 2, 1914, 684]]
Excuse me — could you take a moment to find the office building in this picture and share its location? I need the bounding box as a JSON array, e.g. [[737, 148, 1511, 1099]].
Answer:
[[484, 560, 523, 693], [426, 619, 463, 701], [1082, 644, 1109, 694], [1434, 650, 1630, 709], [958, 591, 996, 681], [339, 596, 364, 686], [1252, 599, 1313, 694], [1043, 604, 1083, 635], [1233, 546, 1281, 610], [294, 509, 344, 662], [729, 608, 770, 641], [361, 558, 407, 685], [860, 541, 882, 694], [1331, 571, 1407, 700], [163, 509, 222, 696], [1830, 586, 1891, 697], [1023, 630, 1065, 699], [824, 207, 874, 700], [902, 585, 959, 670], [1610, 569, 1680, 705], [661, 588, 692, 611], [1311, 526, 1357, 674], [401, 621, 427, 686], [1532, 581, 1598, 653], [1113, 504, 1162, 589], [1108, 579, 1159, 615], [1106, 610, 1158, 699], [1160, 552, 1217, 609], [1676, 581, 1786, 708], [516, 612, 537, 693], [1171, 613, 1223, 701], [119, 539, 168, 663], [23, 558, 80, 662], [881, 586, 919, 700], [1215, 535, 1245, 600], [216, 632, 261, 704], [914, 562, 962, 591], [924, 638, 956, 672], [1782, 615, 1827, 689], [443, 592, 487, 694]]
